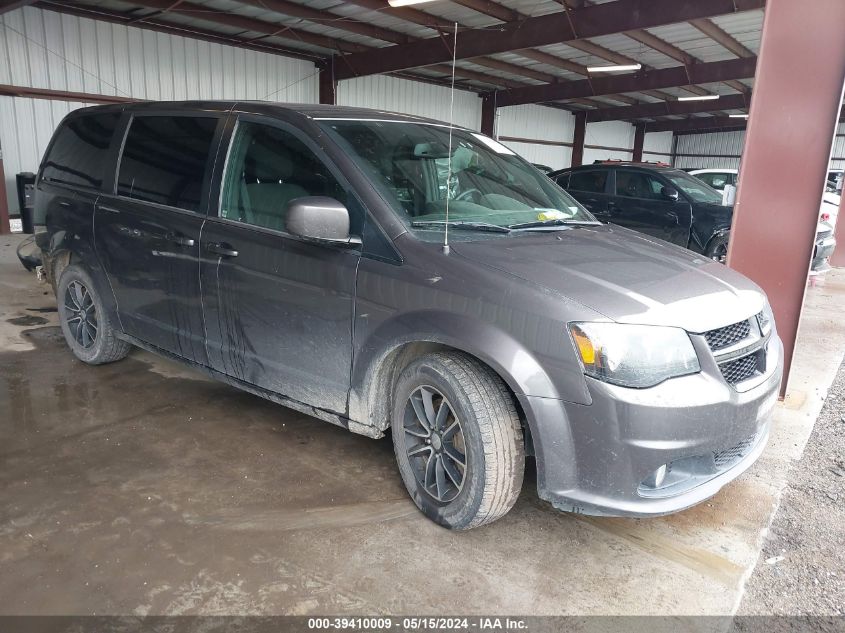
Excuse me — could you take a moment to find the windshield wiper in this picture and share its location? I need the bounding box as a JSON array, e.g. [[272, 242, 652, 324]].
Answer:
[[411, 220, 511, 233], [508, 218, 598, 230]]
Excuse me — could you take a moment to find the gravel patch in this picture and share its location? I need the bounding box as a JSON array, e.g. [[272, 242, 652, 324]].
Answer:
[[738, 360, 845, 615]]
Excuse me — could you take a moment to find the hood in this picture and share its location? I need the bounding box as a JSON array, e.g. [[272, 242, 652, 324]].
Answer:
[[452, 224, 765, 333]]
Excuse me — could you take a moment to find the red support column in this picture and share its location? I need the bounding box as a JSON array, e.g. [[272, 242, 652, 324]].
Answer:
[[726, 0, 845, 396], [0, 144, 11, 235], [318, 64, 336, 105], [481, 94, 496, 137], [632, 124, 645, 162], [571, 111, 586, 167]]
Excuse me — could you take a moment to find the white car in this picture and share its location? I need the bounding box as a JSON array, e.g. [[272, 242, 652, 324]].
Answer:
[[689, 168, 839, 227], [689, 168, 837, 272]]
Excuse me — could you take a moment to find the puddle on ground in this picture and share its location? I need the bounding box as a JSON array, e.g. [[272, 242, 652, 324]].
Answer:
[[7, 315, 48, 326], [26, 306, 58, 313]]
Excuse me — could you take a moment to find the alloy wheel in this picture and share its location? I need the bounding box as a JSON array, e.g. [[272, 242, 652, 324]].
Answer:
[[64, 280, 98, 349], [403, 385, 467, 503]]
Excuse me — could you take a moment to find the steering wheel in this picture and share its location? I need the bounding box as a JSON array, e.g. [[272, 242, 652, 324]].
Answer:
[[455, 188, 483, 202]]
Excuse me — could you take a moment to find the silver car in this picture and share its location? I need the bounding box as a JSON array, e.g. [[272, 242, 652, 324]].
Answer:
[[39, 102, 783, 529]]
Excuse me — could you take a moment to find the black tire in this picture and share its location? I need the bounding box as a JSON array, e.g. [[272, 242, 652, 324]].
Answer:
[[706, 233, 730, 263], [57, 263, 131, 365], [391, 352, 524, 530]]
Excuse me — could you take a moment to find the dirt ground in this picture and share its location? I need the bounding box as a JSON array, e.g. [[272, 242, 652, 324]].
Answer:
[[738, 361, 845, 615]]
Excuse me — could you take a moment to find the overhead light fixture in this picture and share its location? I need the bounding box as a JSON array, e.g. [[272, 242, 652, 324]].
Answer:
[[387, 0, 439, 6], [677, 94, 720, 101], [587, 63, 642, 73], [729, 114, 749, 119]]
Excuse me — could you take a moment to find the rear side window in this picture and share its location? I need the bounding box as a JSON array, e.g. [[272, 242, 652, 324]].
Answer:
[[615, 170, 664, 200], [41, 113, 119, 191], [117, 116, 218, 212], [568, 170, 608, 193]]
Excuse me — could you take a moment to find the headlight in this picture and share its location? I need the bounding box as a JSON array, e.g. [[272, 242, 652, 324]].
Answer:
[[757, 302, 774, 337], [568, 322, 700, 388]]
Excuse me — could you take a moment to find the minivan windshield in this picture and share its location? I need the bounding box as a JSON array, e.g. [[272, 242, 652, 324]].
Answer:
[[319, 119, 598, 240], [663, 170, 725, 205]]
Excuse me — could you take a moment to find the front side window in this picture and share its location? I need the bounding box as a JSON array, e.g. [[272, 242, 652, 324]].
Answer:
[[615, 171, 665, 200], [568, 170, 608, 193], [220, 121, 348, 233], [41, 113, 119, 191], [117, 116, 218, 212], [319, 119, 596, 241], [664, 171, 725, 204]]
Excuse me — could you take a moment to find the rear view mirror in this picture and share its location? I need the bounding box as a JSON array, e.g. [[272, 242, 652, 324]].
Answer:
[[661, 186, 680, 201], [285, 197, 361, 246]]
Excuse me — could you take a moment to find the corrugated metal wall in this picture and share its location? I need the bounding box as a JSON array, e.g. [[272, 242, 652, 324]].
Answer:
[[674, 130, 745, 170], [643, 131, 673, 161], [496, 105, 574, 170], [583, 121, 634, 164], [830, 122, 845, 169], [0, 6, 317, 213], [336, 75, 482, 131]]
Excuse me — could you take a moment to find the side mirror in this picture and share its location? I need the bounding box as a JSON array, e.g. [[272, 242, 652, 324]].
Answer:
[[285, 197, 361, 246], [661, 186, 680, 202]]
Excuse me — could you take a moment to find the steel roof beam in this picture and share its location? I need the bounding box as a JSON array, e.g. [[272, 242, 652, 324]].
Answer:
[[332, 0, 764, 80], [495, 56, 757, 107]]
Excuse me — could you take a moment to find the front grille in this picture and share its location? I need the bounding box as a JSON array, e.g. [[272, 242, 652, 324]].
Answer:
[[713, 432, 759, 468], [704, 319, 751, 351], [756, 310, 770, 334], [719, 354, 759, 384]]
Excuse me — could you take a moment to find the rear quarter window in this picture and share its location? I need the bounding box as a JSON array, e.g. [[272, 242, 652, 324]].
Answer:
[[40, 113, 119, 191]]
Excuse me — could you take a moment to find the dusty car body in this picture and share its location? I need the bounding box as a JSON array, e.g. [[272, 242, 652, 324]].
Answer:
[[36, 101, 783, 529]]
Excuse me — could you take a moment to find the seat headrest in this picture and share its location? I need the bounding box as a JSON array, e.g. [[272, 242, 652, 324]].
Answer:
[[246, 139, 293, 182]]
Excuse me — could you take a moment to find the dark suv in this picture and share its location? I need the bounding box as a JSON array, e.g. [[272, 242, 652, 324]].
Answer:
[[551, 162, 735, 260], [36, 102, 782, 529]]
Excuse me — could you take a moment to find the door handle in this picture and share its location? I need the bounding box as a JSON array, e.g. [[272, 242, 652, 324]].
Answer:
[[167, 233, 196, 247], [206, 242, 238, 258]]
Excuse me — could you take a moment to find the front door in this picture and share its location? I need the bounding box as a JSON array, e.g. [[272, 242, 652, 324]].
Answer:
[[200, 117, 360, 414], [95, 113, 224, 364], [609, 169, 692, 246]]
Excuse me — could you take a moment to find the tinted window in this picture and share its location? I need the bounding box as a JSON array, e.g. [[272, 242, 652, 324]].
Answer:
[[117, 116, 217, 212], [41, 113, 119, 190], [568, 170, 608, 193], [615, 171, 665, 200], [221, 121, 349, 233]]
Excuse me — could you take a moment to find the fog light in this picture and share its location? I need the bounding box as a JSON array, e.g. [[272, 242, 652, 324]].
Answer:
[[642, 464, 668, 489]]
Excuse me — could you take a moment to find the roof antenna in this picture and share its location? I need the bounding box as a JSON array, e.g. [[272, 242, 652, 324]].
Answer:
[[443, 21, 458, 255]]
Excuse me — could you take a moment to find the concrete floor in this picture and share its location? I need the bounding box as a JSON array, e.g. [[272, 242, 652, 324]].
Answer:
[[1, 234, 844, 616]]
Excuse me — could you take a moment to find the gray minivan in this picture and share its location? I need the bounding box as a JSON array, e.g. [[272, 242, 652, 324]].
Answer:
[[37, 101, 783, 529]]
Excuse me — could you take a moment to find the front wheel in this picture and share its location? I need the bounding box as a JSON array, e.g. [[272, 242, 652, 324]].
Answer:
[[706, 233, 730, 263], [391, 352, 524, 530]]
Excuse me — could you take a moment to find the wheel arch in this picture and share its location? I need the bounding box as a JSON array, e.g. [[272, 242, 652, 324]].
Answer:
[[347, 310, 560, 448], [47, 230, 120, 326]]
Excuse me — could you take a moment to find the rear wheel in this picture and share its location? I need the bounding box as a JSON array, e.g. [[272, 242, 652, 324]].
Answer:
[[706, 234, 730, 263], [391, 352, 524, 530], [57, 264, 131, 365]]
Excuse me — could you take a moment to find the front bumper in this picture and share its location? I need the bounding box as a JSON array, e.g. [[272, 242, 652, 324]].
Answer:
[[521, 333, 783, 517]]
